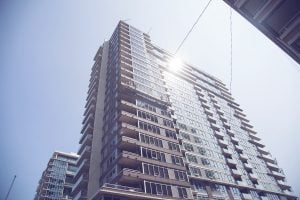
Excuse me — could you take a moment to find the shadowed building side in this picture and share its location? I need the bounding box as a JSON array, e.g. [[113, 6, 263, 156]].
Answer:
[[223, 0, 300, 64]]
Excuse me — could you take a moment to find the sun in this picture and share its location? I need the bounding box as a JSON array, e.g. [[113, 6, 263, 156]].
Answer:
[[168, 57, 183, 72]]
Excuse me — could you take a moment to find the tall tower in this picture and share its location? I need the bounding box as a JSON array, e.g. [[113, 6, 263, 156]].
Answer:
[[34, 151, 78, 200], [72, 21, 297, 200]]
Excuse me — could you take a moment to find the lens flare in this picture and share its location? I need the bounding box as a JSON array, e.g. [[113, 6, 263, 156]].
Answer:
[[168, 57, 182, 72]]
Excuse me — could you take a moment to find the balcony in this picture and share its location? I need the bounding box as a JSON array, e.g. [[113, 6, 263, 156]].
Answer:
[[227, 129, 234, 136], [207, 115, 217, 124], [231, 137, 239, 144], [283, 190, 294, 196], [237, 181, 248, 187], [211, 124, 221, 131], [222, 148, 233, 156], [249, 139, 264, 148], [241, 125, 257, 134], [269, 170, 285, 179], [198, 96, 208, 103], [257, 147, 269, 155], [91, 183, 179, 200], [73, 190, 87, 200], [266, 162, 279, 171], [223, 121, 230, 129], [74, 159, 90, 181], [216, 109, 225, 115], [211, 191, 227, 199], [255, 184, 264, 190], [204, 109, 214, 116], [78, 135, 92, 154], [260, 197, 269, 200], [249, 173, 258, 181], [218, 139, 229, 147], [121, 122, 177, 144], [244, 163, 253, 171], [241, 193, 253, 200], [80, 123, 93, 135], [201, 102, 210, 109], [72, 173, 88, 195], [118, 135, 139, 150], [235, 145, 243, 153], [116, 168, 191, 187], [227, 158, 237, 166], [119, 110, 137, 124], [82, 113, 95, 124], [260, 154, 276, 164], [232, 169, 242, 177], [215, 131, 225, 139], [118, 151, 186, 171], [219, 115, 227, 122], [83, 103, 95, 117], [79, 146, 91, 160], [240, 154, 248, 162], [277, 180, 291, 190], [249, 133, 260, 141], [191, 186, 208, 197]]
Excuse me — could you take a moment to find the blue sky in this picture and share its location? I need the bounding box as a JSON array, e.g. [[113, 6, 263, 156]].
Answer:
[[1, 0, 299, 199]]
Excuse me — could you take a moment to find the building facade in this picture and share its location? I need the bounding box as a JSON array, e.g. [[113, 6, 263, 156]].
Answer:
[[223, 0, 300, 64], [72, 21, 297, 200], [34, 151, 78, 200]]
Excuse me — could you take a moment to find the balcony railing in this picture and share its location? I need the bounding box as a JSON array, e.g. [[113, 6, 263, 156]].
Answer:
[[102, 183, 143, 193]]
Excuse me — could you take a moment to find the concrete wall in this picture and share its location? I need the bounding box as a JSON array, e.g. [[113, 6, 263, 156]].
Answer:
[[87, 41, 109, 199]]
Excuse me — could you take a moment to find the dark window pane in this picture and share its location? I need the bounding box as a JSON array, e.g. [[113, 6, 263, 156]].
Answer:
[[145, 182, 151, 193], [151, 183, 157, 194]]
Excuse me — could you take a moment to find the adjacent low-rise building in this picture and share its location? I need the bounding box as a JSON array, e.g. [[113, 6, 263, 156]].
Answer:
[[34, 151, 78, 200]]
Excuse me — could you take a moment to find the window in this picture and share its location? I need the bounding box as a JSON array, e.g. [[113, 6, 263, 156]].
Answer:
[[205, 170, 215, 179], [183, 143, 194, 152], [143, 164, 169, 178], [230, 187, 240, 197], [163, 119, 174, 128], [178, 123, 187, 130], [181, 132, 190, 140], [136, 100, 156, 112], [201, 158, 210, 166], [138, 110, 158, 123], [140, 134, 163, 148], [186, 154, 198, 164], [171, 155, 184, 166], [198, 147, 206, 155], [190, 166, 201, 177], [178, 187, 188, 198], [191, 128, 197, 133], [165, 130, 177, 140], [161, 110, 171, 117], [174, 170, 187, 181], [194, 136, 202, 144], [145, 181, 172, 197], [141, 147, 166, 162], [139, 121, 160, 134], [168, 142, 180, 152]]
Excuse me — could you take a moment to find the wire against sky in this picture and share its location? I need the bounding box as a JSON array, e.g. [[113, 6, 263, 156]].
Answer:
[[174, 0, 213, 55]]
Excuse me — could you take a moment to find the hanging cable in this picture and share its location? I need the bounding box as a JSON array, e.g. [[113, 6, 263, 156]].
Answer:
[[229, 8, 233, 94], [174, 0, 213, 55], [229, 8, 233, 123]]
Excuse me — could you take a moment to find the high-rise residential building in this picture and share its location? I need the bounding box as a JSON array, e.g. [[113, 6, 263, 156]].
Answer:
[[223, 0, 300, 64], [35, 151, 78, 200], [72, 21, 297, 200]]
